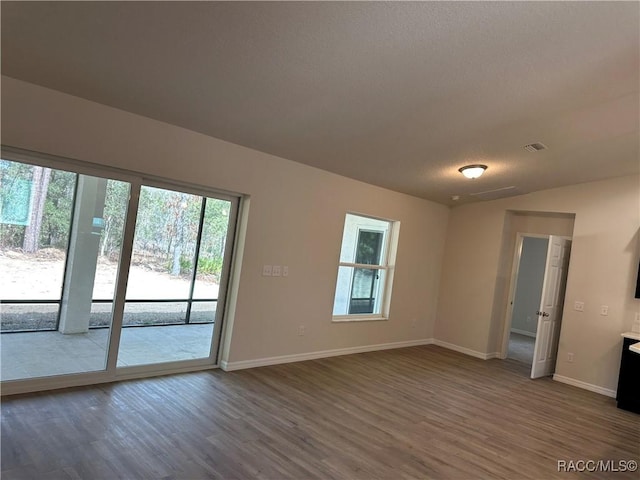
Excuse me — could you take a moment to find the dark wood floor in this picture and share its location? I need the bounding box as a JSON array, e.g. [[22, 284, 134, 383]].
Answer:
[[2, 345, 638, 479]]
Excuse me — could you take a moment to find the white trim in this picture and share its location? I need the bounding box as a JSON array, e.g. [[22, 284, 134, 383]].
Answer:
[[510, 328, 536, 338], [339, 262, 390, 270], [552, 374, 616, 398], [432, 339, 500, 360], [332, 314, 388, 322], [220, 339, 433, 371]]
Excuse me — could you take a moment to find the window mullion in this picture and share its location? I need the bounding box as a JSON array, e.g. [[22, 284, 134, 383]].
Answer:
[[339, 262, 388, 270]]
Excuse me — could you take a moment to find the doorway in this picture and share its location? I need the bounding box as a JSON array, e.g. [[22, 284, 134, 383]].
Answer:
[[503, 233, 572, 378], [507, 236, 548, 365]]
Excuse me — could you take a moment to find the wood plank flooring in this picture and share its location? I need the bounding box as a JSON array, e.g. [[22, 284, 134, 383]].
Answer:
[[2, 345, 639, 479]]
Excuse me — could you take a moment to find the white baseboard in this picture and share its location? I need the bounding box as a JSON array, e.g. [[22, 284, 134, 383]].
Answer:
[[510, 328, 536, 338], [220, 338, 434, 371], [431, 339, 499, 360], [552, 374, 616, 398], [221, 337, 514, 373]]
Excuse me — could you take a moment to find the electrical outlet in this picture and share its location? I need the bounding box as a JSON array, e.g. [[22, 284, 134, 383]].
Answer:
[[262, 265, 272, 276], [574, 301, 584, 312], [297, 325, 305, 336], [272, 265, 281, 277], [282, 266, 289, 277], [600, 305, 608, 316], [567, 353, 574, 363]]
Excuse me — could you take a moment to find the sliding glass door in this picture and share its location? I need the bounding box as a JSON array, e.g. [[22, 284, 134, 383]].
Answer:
[[0, 152, 238, 385], [0, 160, 130, 380], [117, 185, 234, 367]]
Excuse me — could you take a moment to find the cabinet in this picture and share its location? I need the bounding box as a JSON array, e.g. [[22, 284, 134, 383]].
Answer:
[[616, 335, 640, 414]]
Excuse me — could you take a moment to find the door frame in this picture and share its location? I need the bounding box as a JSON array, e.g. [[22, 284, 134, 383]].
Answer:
[[115, 179, 240, 374], [500, 232, 572, 369]]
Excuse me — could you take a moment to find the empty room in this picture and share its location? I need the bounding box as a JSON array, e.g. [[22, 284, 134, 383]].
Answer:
[[1, 2, 639, 479]]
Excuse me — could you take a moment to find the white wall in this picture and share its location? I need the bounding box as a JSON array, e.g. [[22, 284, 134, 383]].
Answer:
[[436, 175, 640, 393], [0, 77, 450, 366]]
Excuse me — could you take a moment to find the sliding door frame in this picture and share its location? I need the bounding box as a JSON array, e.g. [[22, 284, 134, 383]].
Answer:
[[1, 145, 241, 395]]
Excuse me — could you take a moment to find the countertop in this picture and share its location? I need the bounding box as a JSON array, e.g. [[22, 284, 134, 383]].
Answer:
[[621, 331, 640, 341]]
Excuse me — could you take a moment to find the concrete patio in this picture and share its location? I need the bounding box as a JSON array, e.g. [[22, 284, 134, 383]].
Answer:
[[0, 323, 214, 381]]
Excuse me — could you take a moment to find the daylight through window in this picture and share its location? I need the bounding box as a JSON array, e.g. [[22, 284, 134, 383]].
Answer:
[[333, 213, 397, 319]]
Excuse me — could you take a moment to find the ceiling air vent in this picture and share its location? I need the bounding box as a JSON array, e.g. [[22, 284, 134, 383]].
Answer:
[[523, 142, 547, 152]]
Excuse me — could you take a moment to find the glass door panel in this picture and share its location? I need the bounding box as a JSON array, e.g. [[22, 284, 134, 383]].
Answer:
[[190, 198, 231, 324], [117, 186, 233, 367], [0, 159, 130, 380]]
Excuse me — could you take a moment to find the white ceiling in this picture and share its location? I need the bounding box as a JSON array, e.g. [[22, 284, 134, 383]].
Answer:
[[2, 1, 638, 205]]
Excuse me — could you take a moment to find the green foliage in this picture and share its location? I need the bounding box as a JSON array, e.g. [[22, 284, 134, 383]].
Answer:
[[99, 180, 129, 258], [0, 224, 24, 249], [179, 255, 192, 273], [0, 161, 75, 250], [40, 169, 75, 248], [197, 256, 223, 276], [1, 160, 233, 288]]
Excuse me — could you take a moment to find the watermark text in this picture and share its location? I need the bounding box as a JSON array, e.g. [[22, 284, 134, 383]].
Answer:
[[557, 459, 637, 473]]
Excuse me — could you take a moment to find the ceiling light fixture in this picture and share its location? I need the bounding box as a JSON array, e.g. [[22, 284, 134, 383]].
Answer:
[[458, 164, 487, 179]]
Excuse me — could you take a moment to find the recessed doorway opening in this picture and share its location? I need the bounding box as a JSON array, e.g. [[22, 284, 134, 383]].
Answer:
[[502, 233, 572, 379]]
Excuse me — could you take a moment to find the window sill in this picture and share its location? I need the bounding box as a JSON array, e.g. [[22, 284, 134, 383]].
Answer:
[[332, 315, 388, 323]]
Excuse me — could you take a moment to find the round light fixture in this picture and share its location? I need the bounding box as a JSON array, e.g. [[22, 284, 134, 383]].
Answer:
[[458, 164, 487, 179]]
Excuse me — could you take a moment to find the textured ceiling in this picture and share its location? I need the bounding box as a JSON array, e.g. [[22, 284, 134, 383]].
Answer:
[[2, 1, 638, 205]]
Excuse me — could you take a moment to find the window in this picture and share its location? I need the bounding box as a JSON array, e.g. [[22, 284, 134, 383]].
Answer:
[[332, 213, 398, 320]]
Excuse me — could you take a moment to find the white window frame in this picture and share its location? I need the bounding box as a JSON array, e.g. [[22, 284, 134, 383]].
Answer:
[[332, 212, 399, 322]]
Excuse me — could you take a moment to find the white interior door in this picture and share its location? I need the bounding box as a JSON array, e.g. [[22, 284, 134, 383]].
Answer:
[[531, 236, 571, 379]]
